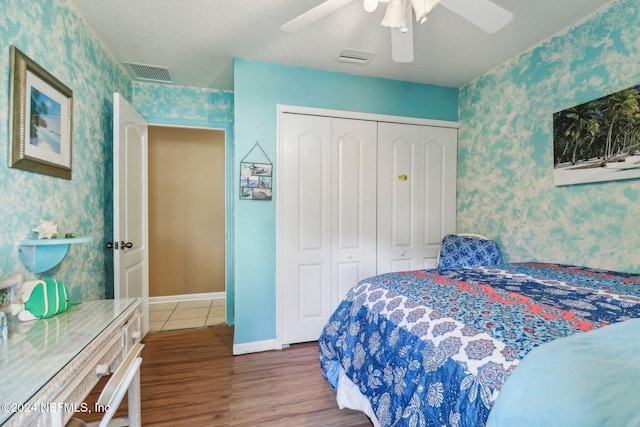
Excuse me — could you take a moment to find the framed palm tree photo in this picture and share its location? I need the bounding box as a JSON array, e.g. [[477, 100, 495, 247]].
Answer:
[[9, 46, 73, 179], [553, 85, 640, 186]]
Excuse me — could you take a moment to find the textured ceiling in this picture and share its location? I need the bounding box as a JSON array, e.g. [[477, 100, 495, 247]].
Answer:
[[68, 0, 616, 91]]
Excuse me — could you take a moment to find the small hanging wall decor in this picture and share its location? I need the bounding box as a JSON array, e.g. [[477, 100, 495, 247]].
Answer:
[[240, 141, 273, 200]]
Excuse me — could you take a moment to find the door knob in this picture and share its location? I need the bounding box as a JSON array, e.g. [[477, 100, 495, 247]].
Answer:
[[121, 241, 134, 249]]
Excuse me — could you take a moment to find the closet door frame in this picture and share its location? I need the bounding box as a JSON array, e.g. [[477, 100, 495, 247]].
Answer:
[[275, 104, 458, 349]]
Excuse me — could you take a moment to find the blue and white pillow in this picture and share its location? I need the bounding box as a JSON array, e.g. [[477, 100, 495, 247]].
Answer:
[[437, 234, 501, 268]]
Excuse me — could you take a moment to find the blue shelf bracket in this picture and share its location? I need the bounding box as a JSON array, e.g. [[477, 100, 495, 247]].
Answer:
[[17, 237, 92, 273]]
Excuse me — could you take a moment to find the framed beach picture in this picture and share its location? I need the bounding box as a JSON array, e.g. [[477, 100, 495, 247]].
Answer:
[[9, 46, 73, 179], [553, 84, 640, 186]]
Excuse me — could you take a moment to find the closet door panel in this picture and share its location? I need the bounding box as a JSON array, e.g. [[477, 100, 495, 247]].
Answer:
[[336, 262, 360, 305], [390, 259, 413, 272], [377, 122, 421, 273], [424, 142, 444, 244], [377, 123, 457, 273], [421, 125, 458, 267], [281, 113, 332, 344], [391, 139, 414, 247], [332, 118, 377, 305], [336, 134, 361, 247], [298, 134, 325, 251], [298, 265, 324, 318]]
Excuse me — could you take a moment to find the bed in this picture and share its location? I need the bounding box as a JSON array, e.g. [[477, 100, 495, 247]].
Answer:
[[318, 262, 640, 427]]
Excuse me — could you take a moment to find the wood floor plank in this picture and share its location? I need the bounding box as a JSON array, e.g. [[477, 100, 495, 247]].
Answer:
[[75, 326, 371, 426]]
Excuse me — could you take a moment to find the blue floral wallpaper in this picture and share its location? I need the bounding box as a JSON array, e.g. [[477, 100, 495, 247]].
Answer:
[[0, 0, 130, 300], [458, 0, 640, 273]]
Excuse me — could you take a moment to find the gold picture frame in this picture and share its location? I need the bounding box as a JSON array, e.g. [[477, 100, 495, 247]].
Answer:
[[9, 46, 73, 179]]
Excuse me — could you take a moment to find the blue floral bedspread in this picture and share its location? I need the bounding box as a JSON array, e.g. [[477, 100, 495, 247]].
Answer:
[[318, 263, 640, 427]]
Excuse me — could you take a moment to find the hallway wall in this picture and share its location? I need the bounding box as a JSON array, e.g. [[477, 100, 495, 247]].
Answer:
[[148, 126, 226, 296]]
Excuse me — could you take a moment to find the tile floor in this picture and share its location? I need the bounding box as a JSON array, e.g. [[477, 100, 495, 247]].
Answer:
[[149, 299, 226, 332]]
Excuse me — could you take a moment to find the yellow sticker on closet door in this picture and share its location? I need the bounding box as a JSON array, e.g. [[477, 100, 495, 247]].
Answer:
[[398, 174, 408, 181]]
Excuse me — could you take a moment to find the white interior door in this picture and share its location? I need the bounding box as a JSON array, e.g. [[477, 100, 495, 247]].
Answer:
[[421, 125, 458, 262], [279, 114, 378, 345], [113, 93, 149, 337], [280, 113, 332, 344], [331, 118, 377, 305], [377, 123, 457, 273]]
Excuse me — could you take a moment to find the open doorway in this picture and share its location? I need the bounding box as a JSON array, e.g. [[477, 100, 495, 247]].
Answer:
[[147, 125, 226, 332]]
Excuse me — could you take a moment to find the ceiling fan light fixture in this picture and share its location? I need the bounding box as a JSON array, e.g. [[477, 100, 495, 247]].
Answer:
[[410, 0, 441, 23], [381, 0, 407, 28], [363, 0, 379, 13]]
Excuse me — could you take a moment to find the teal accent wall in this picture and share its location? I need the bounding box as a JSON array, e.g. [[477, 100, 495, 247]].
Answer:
[[233, 59, 459, 345], [458, 0, 640, 272], [131, 82, 236, 324], [0, 0, 130, 299]]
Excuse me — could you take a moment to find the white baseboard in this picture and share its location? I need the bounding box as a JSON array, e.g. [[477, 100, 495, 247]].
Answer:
[[233, 339, 279, 355], [149, 291, 225, 305]]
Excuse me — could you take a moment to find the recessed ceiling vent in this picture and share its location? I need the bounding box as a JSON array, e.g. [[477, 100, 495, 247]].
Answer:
[[337, 49, 374, 65], [123, 62, 174, 84]]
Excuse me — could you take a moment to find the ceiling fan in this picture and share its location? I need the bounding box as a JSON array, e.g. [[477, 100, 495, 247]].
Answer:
[[281, 0, 513, 63]]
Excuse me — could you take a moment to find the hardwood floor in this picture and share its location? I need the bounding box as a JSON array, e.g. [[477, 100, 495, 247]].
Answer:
[[78, 326, 371, 426]]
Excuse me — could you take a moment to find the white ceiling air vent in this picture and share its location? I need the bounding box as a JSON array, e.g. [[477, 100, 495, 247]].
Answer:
[[337, 49, 374, 65], [123, 62, 174, 84]]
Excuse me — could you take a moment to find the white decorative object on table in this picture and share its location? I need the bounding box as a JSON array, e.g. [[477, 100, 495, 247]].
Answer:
[[31, 220, 59, 239]]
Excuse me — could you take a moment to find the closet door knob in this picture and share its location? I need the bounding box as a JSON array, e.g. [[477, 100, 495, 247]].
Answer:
[[121, 241, 133, 249]]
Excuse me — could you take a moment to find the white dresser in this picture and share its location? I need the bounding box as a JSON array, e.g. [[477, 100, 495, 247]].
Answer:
[[0, 298, 141, 426]]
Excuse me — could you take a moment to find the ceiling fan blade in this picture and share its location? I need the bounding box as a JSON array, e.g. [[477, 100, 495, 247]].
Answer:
[[390, 5, 413, 63], [281, 0, 355, 32], [440, 0, 513, 34]]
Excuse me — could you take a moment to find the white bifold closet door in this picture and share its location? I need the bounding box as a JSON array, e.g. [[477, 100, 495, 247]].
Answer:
[[376, 122, 457, 273], [280, 113, 377, 345]]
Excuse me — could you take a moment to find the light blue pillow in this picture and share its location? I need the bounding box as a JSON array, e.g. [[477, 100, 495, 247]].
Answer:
[[487, 318, 640, 427]]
